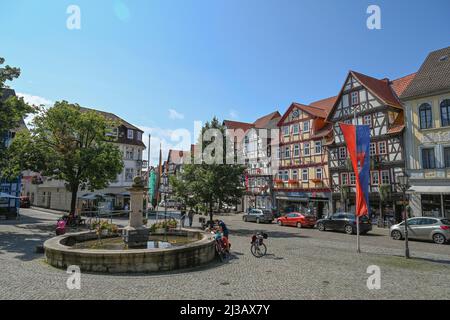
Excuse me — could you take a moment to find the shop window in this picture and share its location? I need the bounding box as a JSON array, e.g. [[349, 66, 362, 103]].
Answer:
[[421, 194, 442, 217]]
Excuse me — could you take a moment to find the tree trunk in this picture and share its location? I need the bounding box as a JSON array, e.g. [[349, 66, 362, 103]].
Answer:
[[209, 201, 213, 224], [70, 185, 78, 215], [379, 199, 383, 228]]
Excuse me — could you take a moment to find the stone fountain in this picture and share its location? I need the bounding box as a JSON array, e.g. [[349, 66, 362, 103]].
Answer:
[[43, 176, 216, 273], [122, 176, 149, 248]]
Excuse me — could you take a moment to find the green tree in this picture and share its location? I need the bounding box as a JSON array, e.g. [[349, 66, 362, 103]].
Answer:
[[0, 57, 35, 172], [7, 101, 124, 214], [177, 117, 245, 223]]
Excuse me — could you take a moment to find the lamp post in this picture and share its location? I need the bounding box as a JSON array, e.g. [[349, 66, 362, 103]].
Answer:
[[397, 173, 410, 259]]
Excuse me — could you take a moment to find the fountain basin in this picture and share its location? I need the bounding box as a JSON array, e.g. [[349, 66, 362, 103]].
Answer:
[[44, 229, 216, 273]]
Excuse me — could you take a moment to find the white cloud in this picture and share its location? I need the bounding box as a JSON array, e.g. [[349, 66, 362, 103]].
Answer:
[[168, 108, 184, 120], [16, 92, 54, 127], [137, 125, 193, 166], [17, 92, 53, 108], [229, 109, 238, 119]]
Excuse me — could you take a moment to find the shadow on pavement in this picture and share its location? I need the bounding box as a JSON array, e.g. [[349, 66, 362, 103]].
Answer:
[[230, 228, 309, 239], [0, 231, 50, 261]]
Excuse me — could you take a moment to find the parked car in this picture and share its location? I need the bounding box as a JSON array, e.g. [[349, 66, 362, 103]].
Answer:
[[20, 196, 31, 208], [276, 212, 316, 228], [242, 208, 273, 224], [316, 213, 372, 235], [158, 200, 180, 208], [390, 217, 450, 245]]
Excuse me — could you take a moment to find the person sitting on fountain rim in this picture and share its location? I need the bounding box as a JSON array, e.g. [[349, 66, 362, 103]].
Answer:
[[214, 219, 230, 250]]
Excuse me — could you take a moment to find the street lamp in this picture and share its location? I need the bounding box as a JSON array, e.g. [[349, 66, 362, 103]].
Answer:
[[397, 173, 410, 259]]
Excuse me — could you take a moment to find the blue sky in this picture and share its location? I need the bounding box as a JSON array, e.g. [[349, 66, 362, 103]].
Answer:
[[1, 0, 449, 164]]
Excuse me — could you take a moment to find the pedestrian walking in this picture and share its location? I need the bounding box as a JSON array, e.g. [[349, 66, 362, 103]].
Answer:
[[188, 209, 195, 227], [180, 208, 187, 228]]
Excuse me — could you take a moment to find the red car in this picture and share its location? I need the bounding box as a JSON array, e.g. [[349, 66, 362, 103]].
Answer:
[[276, 212, 317, 228]]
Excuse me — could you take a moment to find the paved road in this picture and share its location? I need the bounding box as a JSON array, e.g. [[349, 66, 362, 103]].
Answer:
[[0, 208, 449, 300]]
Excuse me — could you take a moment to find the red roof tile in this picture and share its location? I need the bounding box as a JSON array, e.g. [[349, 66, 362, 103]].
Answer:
[[223, 120, 254, 131], [351, 71, 403, 109], [253, 111, 281, 128], [310, 96, 338, 113], [391, 73, 417, 97]]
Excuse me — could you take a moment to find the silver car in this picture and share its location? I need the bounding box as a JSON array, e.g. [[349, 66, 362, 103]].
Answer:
[[390, 217, 450, 245]]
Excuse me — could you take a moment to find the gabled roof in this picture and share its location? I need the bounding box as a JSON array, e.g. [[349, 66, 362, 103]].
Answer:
[[223, 120, 254, 131], [167, 149, 185, 165], [391, 73, 416, 97], [223, 110, 281, 131], [401, 46, 450, 99], [253, 111, 281, 128], [325, 70, 404, 122], [277, 102, 330, 127], [79, 107, 143, 132], [310, 96, 338, 112], [351, 71, 402, 108], [387, 111, 405, 134]]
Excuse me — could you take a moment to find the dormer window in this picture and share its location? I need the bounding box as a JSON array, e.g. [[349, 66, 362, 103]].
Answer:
[[127, 129, 134, 139]]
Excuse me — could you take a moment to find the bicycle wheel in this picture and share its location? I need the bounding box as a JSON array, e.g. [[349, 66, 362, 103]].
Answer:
[[251, 243, 267, 258]]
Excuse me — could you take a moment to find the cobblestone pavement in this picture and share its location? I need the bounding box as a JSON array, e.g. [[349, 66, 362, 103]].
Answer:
[[0, 209, 449, 300]]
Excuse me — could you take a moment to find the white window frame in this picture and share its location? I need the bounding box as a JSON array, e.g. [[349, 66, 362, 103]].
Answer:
[[301, 169, 308, 182], [304, 142, 310, 156], [341, 173, 349, 185], [303, 121, 310, 132], [292, 170, 298, 181], [349, 173, 356, 185], [370, 171, 380, 185], [127, 129, 134, 139], [316, 168, 323, 179], [315, 141, 322, 154], [339, 147, 347, 159], [292, 124, 299, 135], [285, 146, 290, 158], [370, 142, 376, 156], [293, 144, 300, 157], [351, 91, 359, 106], [283, 126, 290, 136], [378, 141, 387, 155], [363, 115, 372, 127], [381, 170, 390, 185]]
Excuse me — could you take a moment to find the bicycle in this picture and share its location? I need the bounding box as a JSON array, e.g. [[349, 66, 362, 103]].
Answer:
[[209, 230, 230, 262], [251, 232, 268, 258]]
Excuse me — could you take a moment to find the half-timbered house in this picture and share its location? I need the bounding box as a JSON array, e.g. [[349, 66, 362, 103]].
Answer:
[[325, 70, 412, 222], [274, 97, 335, 218]]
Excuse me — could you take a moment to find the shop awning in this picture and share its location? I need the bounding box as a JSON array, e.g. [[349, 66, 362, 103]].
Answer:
[[78, 193, 105, 200], [276, 196, 309, 201], [409, 186, 450, 194], [0, 192, 19, 199]]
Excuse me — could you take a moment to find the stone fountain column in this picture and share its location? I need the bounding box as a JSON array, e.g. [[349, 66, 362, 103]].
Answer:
[[122, 176, 149, 248]]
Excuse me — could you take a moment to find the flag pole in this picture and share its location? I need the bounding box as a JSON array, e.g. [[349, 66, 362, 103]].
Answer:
[[147, 134, 151, 210], [354, 104, 361, 254]]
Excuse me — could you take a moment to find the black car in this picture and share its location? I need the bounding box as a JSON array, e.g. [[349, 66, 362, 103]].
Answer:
[[316, 212, 372, 235], [20, 196, 31, 208]]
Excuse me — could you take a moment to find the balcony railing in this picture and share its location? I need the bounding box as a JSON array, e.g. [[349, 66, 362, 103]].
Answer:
[[409, 168, 450, 180]]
